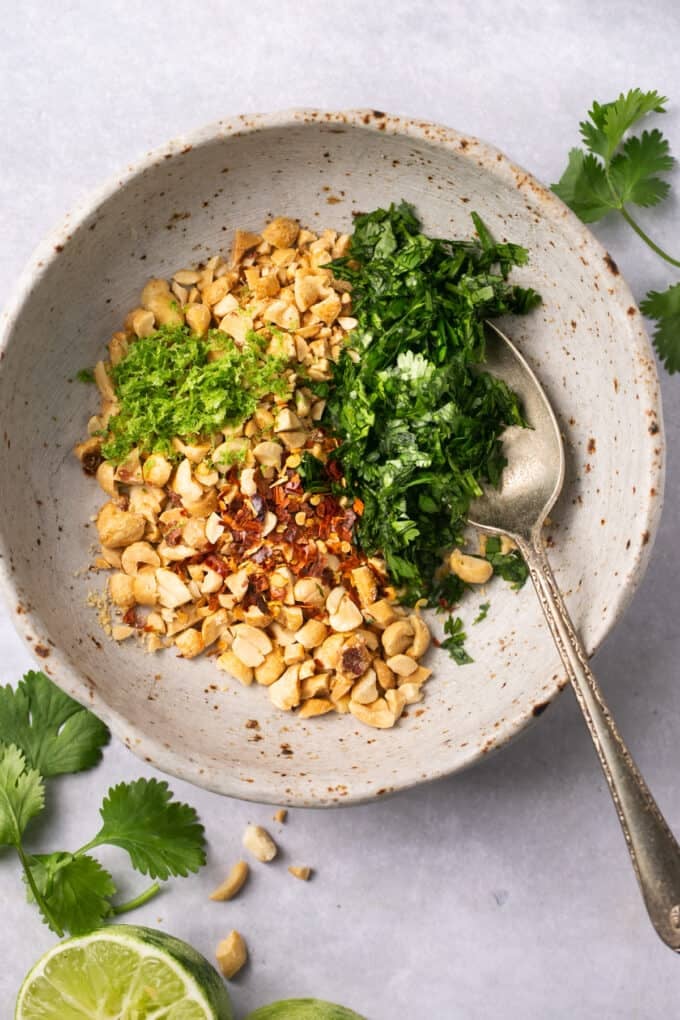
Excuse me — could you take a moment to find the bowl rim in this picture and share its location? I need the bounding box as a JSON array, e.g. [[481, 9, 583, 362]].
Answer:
[[0, 108, 665, 806]]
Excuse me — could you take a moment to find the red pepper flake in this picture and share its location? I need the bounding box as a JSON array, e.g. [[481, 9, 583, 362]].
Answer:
[[203, 553, 230, 577], [123, 607, 143, 629], [167, 426, 392, 613]]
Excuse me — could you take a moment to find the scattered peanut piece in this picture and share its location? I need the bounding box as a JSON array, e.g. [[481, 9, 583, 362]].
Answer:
[[288, 865, 312, 881], [216, 930, 248, 980], [209, 859, 249, 902], [243, 823, 278, 862], [273, 808, 288, 824]]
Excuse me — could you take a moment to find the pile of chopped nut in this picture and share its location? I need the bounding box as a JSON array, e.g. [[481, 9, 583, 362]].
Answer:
[[76, 216, 433, 729]]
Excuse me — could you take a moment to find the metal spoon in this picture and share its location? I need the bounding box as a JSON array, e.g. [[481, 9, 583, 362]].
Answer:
[[469, 322, 680, 952]]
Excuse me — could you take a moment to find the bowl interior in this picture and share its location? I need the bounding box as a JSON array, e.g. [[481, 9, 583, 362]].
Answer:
[[0, 112, 663, 805]]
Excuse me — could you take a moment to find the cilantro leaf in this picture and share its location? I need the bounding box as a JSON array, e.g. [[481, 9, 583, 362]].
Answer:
[[579, 91, 668, 163], [27, 852, 115, 935], [579, 99, 613, 160], [0, 671, 110, 777], [600, 90, 668, 164], [609, 129, 674, 208], [0, 744, 44, 848], [92, 778, 206, 880], [440, 615, 473, 665], [76, 368, 95, 383], [551, 149, 617, 222], [640, 283, 680, 373]]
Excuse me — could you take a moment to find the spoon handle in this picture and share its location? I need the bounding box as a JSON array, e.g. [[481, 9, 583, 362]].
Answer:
[[517, 535, 680, 952]]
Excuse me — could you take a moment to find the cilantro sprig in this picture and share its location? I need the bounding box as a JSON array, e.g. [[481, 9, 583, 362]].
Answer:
[[0, 672, 206, 937], [552, 88, 680, 372]]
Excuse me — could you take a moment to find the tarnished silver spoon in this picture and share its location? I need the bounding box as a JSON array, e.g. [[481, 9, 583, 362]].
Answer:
[[469, 322, 680, 952]]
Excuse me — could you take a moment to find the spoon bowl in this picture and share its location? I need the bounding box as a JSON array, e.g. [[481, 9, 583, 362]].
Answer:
[[469, 323, 565, 540], [469, 322, 680, 954]]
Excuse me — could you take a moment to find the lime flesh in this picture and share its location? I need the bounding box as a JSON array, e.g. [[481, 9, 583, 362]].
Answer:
[[16, 925, 232, 1020]]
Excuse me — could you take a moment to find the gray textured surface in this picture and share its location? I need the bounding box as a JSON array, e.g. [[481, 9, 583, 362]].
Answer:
[[1, 1, 679, 1016]]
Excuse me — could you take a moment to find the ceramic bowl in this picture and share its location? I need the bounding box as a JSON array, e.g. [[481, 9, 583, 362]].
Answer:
[[0, 110, 664, 806]]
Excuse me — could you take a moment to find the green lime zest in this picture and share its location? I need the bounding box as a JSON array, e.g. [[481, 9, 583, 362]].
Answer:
[[101, 325, 289, 463]]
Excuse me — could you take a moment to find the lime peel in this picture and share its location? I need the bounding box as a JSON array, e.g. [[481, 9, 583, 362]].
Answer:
[[245, 1000, 365, 1020]]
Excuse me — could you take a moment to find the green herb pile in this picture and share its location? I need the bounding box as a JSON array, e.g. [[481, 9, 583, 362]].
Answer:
[[323, 201, 540, 604], [552, 88, 680, 373], [101, 326, 288, 462], [0, 671, 205, 937]]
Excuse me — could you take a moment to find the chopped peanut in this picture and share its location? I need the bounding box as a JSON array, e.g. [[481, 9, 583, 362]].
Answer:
[[209, 860, 249, 902], [242, 823, 277, 862], [216, 931, 248, 980], [96, 503, 145, 548], [79, 215, 435, 730], [288, 865, 312, 881], [449, 548, 494, 584]]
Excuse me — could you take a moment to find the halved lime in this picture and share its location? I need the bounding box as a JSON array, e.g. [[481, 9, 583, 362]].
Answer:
[[16, 924, 232, 1020]]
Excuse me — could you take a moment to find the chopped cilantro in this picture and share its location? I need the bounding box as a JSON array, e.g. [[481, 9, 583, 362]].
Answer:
[[484, 536, 529, 588], [430, 571, 466, 611], [297, 451, 332, 494], [76, 368, 95, 384], [100, 326, 288, 462], [440, 615, 473, 665], [326, 202, 540, 603], [473, 601, 490, 624]]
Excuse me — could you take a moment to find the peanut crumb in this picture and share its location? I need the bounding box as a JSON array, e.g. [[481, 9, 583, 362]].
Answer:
[[288, 864, 312, 881]]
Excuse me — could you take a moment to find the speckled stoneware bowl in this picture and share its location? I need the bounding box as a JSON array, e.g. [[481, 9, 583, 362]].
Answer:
[[0, 110, 664, 806]]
